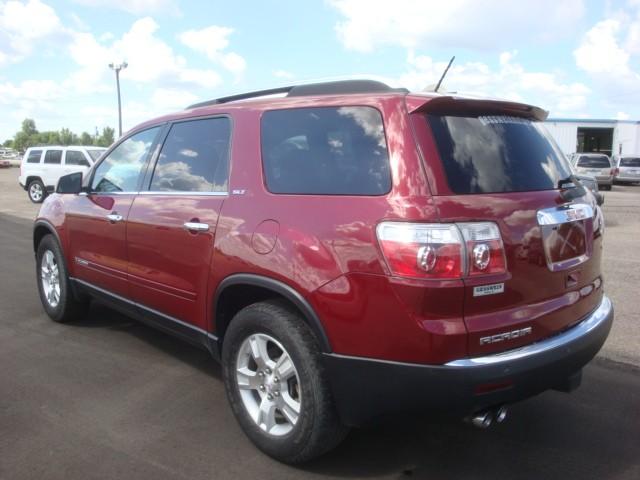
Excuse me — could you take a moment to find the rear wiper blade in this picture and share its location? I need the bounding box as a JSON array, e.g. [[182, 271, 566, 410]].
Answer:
[[558, 175, 587, 202]]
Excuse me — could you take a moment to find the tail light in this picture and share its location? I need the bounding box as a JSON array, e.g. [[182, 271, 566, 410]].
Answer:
[[376, 221, 506, 279], [612, 168, 619, 176]]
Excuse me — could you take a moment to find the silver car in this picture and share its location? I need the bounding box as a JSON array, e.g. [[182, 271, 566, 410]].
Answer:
[[570, 153, 614, 190], [613, 156, 640, 184]]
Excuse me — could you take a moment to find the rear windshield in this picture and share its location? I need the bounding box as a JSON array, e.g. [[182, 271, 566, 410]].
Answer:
[[620, 157, 640, 167], [261, 106, 391, 195], [577, 155, 610, 168], [427, 114, 572, 194]]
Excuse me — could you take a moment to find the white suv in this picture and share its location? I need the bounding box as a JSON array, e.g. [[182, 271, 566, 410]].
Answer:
[[18, 146, 106, 203]]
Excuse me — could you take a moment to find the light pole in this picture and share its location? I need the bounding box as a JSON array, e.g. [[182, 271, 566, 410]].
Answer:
[[108, 61, 128, 137]]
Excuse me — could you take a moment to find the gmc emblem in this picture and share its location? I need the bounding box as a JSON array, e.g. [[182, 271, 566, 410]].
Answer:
[[480, 326, 532, 345]]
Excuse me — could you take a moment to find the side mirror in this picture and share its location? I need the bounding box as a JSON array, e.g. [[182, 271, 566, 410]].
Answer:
[[56, 172, 84, 194], [595, 192, 605, 206]]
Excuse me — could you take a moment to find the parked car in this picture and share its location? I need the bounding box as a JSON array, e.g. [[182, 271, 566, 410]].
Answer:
[[33, 80, 613, 463], [570, 153, 614, 190], [18, 145, 106, 203], [612, 155, 640, 184]]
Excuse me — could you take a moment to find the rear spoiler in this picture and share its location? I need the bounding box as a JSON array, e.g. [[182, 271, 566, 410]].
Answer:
[[407, 95, 549, 121]]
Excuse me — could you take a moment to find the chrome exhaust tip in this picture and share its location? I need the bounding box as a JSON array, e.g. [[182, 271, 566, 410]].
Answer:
[[495, 405, 508, 423], [470, 410, 493, 429]]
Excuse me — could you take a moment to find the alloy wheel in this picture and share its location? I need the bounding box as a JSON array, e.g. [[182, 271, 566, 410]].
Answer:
[[40, 250, 60, 308], [236, 333, 301, 436]]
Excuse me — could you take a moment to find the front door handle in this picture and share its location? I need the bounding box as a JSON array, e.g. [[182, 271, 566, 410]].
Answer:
[[106, 213, 124, 223], [183, 222, 210, 232]]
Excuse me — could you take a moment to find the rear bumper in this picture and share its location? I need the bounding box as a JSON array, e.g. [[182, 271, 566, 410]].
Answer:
[[615, 175, 640, 183], [323, 295, 613, 426]]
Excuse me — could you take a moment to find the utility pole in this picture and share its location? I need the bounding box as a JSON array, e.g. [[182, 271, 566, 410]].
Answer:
[[108, 62, 128, 137]]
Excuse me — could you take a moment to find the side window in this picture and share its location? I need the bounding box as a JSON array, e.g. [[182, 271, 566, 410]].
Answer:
[[65, 150, 90, 167], [91, 127, 160, 193], [150, 117, 231, 192], [44, 150, 62, 164], [26, 150, 42, 163], [261, 106, 391, 195]]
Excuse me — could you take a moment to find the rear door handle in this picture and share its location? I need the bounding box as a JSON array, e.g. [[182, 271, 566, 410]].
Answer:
[[106, 213, 124, 223], [183, 222, 210, 232]]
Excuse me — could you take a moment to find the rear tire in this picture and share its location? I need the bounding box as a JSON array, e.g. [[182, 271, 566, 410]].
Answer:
[[222, 300, 348, 463], [28, 179, 46, 203], [36, 234, 89, 323]]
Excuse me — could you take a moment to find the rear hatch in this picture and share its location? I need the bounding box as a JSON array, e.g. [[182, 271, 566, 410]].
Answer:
[[618, 157, 640, 178], [409, 96, 605, 356], [574, 154, 612, 181]]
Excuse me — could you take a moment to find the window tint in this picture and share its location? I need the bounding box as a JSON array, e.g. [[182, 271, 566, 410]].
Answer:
[[26, 150, 42, 163], [44, 150, 62, 164], [577, 155, 610, 168], [261, 106, 391, 195], [150, 118, 231, 192], [87, 149, 105, 162], [427, 115, 572, 194], [619, 157, 640, 167], [91, 127, 160, 192], [65, 150, 90, 167]]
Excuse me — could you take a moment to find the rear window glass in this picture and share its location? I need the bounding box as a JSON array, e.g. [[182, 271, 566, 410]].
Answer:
[[427, 115, 572, 194], [26, 150, 42, 163], [150, 117, 231, 192], [620, 157, 640, 167], [44, 150, 62, 164], [65, 150, 90, 166], [577, 155, 610, 168], [261, 106, 391, 195]]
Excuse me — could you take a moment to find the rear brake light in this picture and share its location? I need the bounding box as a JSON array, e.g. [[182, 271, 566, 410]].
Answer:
[[376, 221, 506, 279], [458, 223, 506, 276]]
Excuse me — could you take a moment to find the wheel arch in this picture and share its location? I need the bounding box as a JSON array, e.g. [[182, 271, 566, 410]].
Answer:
[[33, 220, 76, 295], [213, 274, 332, 353]]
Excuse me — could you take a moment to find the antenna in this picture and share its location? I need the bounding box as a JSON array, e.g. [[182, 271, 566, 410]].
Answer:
[[434, 56, 455, 93]]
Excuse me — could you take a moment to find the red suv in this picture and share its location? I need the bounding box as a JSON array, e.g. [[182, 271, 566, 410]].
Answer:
[[34, 80, 613, 463]]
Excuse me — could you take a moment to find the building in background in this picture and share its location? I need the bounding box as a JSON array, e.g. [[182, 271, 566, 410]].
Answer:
[[544, 119, 640, 157]]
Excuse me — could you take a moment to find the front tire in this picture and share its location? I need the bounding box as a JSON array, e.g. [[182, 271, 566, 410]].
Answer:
[[36, 234, 89, 323], [222, 300, 348, 463], [28, 179, 46, 203]]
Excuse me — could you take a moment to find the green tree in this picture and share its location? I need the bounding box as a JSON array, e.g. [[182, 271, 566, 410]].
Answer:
[[3, 139, 13, 148], [13, 131, 31, 151], [97, 126, 115, 147], [80, 132, 93, 145], [21, 118, 38, 136], [60, 128, 77, 145]]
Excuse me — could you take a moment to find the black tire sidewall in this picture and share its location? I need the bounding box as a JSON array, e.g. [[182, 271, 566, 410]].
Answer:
[[222, 303, 323, 460]]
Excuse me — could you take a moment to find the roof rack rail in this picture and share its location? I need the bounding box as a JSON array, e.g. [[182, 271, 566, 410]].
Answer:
[[186, 79, 408, 109]]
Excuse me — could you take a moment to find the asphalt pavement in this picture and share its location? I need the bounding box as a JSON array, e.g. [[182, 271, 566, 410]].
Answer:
[[1, 167, 639, 479]]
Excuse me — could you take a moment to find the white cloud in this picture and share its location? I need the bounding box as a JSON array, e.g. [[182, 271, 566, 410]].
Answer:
[[0, 0, 67, 65], [329, 0, 584, 52], [72, 0, 179, 15], [574, 20, 631, 74], [397, 51, 590, 116], [573, 7, 640, 113], [65, 17, 223, 93], [616, 111, 630, 120], [150, 88, 199, 111], [178, 26, 247, 77]]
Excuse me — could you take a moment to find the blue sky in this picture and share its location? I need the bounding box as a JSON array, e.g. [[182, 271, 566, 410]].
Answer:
[[1, 0, 639, 141]]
